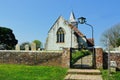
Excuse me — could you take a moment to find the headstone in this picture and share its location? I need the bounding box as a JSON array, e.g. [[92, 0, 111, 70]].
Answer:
[[15, 44, 20, 50], [31, 42, 36, 51], [38, 48, 41, 51], [110, 61, 117, 73], [118, 46, 120, 51], [110, 61, 117, 67], [25, 44, 29, 51]]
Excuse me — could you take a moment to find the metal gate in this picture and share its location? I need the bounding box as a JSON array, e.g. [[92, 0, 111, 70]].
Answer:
[[70, 48, 95, 69]]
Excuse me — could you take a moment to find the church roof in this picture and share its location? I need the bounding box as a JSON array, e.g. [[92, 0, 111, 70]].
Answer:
[[68, 24, 84, 37], [69, 24, 94, 46], [87, 38, 94, 46]]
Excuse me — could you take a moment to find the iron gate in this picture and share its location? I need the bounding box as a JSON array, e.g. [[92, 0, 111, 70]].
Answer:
[[70, 48, 95, 69]]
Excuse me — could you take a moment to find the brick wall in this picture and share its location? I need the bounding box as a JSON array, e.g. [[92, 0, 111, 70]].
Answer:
[[103, 51, 120, 69], [0, 48, 70, 68], [61, 48, 70, 67], [3, 48, 120, 69], [110, 53, 120, 69], [95, 48, 120, 69], [95, 48, 103, 69]]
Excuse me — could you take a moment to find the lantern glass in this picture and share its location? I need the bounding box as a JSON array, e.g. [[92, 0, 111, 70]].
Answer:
[[78, 17, 86, 24]]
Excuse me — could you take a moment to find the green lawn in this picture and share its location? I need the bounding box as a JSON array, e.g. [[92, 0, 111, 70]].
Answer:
[[0, 64, 68, 80], [101, 69, 120, 80]]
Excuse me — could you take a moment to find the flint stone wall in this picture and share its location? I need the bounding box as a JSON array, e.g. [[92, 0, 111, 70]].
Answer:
[[110, 53, 120, 68], [103, 51, 120, 69], [0, 48, 70, 68]]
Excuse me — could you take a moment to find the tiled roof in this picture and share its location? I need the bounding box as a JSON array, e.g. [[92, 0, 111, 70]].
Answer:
[[87, 38, 94, 46], [69, 24, 94, 46], [68, 24, 84, 37]]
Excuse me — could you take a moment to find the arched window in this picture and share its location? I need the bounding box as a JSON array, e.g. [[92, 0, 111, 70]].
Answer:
[[57, 28, 65, 43]]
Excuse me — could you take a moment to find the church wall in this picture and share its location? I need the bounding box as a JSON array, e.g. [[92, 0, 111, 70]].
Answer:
[[45, 17, 78, 50]]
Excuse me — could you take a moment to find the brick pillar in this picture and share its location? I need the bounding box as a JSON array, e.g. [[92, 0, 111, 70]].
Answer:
[[95, 48, 103, 69], [61, 48, 70, 68]]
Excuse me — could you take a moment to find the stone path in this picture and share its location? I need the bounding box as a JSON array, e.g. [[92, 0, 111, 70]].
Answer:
[[73, 54, 93, 69], [64, 69, 103, 80], [65, 54, 103, 80]]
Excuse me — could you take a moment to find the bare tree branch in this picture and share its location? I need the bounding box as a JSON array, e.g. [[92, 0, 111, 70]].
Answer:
[[100, 23, 120, 49]]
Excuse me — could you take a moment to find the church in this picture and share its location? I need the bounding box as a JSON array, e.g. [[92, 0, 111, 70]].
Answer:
[[45, 12, 94, 50]]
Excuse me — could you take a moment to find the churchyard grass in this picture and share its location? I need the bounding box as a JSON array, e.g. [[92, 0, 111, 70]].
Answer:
[[0, 64, 68, 80], [101, 69, 120, 80]]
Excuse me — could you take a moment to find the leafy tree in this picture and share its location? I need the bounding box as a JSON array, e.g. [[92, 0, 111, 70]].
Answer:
[[116, 38, 120, 47], [20, 42, 31, 50], [0, 27, 18, 50], [33, 40, 42, 50], [100, 24, 120, 49]]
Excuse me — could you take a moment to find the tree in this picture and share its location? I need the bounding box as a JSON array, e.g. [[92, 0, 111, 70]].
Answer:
[[100, 24, 120, 49], [33, 40, 42, 50], [0, 27, 18, 50], [20, 42, 31, 50], [116, 38, 120, 47]]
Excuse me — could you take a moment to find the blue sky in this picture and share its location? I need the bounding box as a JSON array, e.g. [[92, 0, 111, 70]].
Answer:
[[0, 0, 120, 47]]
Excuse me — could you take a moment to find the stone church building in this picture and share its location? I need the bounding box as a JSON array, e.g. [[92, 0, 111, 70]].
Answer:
[[45, 12, 94, 50]]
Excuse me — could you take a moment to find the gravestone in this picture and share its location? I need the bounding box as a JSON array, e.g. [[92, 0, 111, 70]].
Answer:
[[110, 61, 117, 73], [25, 44, 29, 51], [38, 48, 41, 51], [31, 42, 36, 51], [118, 46, 120, 51], [15, 44, 20, 50]]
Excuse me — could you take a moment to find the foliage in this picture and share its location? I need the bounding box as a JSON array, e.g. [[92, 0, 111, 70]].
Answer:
[[0, 64, 68, 80], [71, 49, 92, 64], [20, 42, 31, 50], [100, 24, 120, 49], [33, 40, 42, 50], [116, 38, 120, 47], [0, 27, 18, 50], [101, 69, 120, 80]]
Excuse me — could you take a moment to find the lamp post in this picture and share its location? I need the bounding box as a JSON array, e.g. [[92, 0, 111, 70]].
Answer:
[[107, 38, 110, 79], [78, 17, 94, 45], [78, 17, 95, 68]]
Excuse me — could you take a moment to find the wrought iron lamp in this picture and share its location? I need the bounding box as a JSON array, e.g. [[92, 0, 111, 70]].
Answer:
[[78, 17, 95, 68]]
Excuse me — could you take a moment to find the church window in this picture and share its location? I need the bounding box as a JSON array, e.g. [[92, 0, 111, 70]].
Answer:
[[57, 28, 65, 43]]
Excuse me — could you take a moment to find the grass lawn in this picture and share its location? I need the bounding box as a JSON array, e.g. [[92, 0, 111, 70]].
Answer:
[[101, 69, 120, 80], [0, 64, 68, 80]]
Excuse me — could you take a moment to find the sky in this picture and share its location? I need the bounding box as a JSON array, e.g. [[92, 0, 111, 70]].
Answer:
[[0, 0, 120, 48]]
